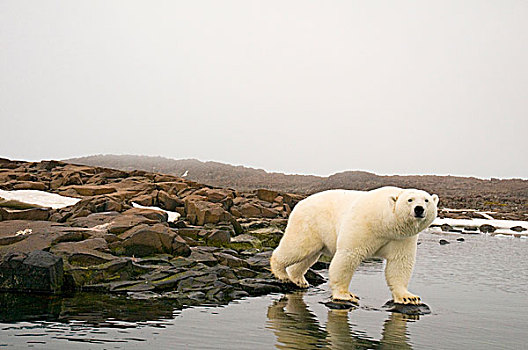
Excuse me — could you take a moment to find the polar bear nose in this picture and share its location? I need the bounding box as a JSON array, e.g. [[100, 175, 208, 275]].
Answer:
[[414, 206, 425, 217]]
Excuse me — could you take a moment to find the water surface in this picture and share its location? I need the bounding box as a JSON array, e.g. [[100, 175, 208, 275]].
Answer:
[[1, 232, 527, 349]]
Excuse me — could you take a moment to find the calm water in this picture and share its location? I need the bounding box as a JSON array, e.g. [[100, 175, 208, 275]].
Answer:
[[1, 232, 527, 349]]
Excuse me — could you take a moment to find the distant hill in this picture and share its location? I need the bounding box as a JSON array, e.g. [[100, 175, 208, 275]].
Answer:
[[66, 154, 528, 215]]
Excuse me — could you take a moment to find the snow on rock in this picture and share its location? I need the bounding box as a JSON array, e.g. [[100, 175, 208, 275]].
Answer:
[[428, 215, 528, 237], [132, 202, 180, 222], [0, 189, 81, 209]]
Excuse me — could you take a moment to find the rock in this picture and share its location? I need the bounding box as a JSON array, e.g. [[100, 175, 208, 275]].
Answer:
[[117, 224, 177, 257], [186, 200, 232, 226], [230, 234, 262, 250], [65, 196, 129, 220], [382, 300, 431, 315], [158, 190, 183, 211], [479, 224, 496, 233], [235, 202, 279, 218], [256, 189, 279, 203], [238, 279, 282, 295], [510, 226, 526, 232], [12, 181, 47, 191], [206, 229, 231, 246], [282, 193, 304, 208], [122, 208, 168, 223], [457, 237, 465, 242], [214, 252, 249, 268], [107, 214, 159, 234], [0, 207, 49, 221], [440, 224, 453, 232], [188, 247, 218, 266], [172, 235, 192, 257], [71, 185, 117, 196], [439, 239, 450, 245], [193, 188, 232, 203], [131, 192, 158, 206], [0, 250, 64, 293], [321, 299, 358, 310]]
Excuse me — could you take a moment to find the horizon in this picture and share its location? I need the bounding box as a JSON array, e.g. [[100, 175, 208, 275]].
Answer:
[[3, 153, 526, 181], [1, 1, 527, 180]]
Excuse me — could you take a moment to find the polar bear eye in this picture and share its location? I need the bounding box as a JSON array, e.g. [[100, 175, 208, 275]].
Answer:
[[425, 199, 429, 203], [408, 199, 413, 202]]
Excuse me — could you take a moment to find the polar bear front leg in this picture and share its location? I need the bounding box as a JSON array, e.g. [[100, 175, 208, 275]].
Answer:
[[328, 248, 366, 304], [382, 237, 421, 305]]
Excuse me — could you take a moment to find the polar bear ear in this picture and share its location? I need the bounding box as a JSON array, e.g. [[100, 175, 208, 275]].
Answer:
[[432, 194, 439, 205]]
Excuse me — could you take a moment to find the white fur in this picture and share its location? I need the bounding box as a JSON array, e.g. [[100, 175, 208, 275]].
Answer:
[[270, 186, 438, 304]]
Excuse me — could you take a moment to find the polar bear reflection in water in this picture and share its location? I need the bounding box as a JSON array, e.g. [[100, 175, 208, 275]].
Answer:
[[267, 291, 415, 350], [271, 187, 438, 305]]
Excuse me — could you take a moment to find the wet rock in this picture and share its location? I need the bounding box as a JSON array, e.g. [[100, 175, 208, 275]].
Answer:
[[238, 278, 283, 295], [382, 300, 431, 315], [510, 226, 526, 232], [321, 299, 358, 310], [440, 224, 453, 232], [152, 270, 207, 291], [68, 259, 152, 288], [457, 237, 465, 242], [0, 250, 64, 293], [463, 226, 479, 233], [479, 224, 496, 233], [439, 239, 450, 245]]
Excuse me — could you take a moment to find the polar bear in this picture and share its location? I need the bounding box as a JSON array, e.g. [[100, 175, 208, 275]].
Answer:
[[270, 186, 438, 305]]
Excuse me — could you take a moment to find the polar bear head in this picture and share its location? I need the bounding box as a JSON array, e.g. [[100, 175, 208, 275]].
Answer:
[[390, 189, 439, 232]]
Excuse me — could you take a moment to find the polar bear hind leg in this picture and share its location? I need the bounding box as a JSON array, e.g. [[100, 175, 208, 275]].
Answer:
[[286, 252, 322, 288], [271, 240, 323, 286]]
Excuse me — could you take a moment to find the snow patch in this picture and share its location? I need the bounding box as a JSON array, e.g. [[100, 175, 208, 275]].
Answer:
[[0, 189, 81, 209]]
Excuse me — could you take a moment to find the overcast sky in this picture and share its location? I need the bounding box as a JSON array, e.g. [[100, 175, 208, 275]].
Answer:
[[1, 1, 527, 178]]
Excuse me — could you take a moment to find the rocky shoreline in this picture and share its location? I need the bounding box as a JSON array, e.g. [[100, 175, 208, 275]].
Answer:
[[1, 157, 526, 309], [0, 158, 324, 306]]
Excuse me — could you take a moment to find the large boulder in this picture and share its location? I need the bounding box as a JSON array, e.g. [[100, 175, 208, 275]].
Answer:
[[185, 200, 232, 226], [256, 189, 279, 203], [117, 224, 189, 257], [0, 250, 64, 293]]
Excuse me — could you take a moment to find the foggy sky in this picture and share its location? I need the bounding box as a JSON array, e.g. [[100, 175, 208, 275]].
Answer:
[[1, 1, 527, 179]]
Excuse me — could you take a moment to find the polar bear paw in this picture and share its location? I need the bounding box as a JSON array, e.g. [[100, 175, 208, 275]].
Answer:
[[393, 292, 421, 305], [290, 276, 310, 289], [331, 291, 360, 305]]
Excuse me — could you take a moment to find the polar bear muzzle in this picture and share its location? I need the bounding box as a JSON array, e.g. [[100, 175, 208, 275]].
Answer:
[[414, 205, 425, 218]]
